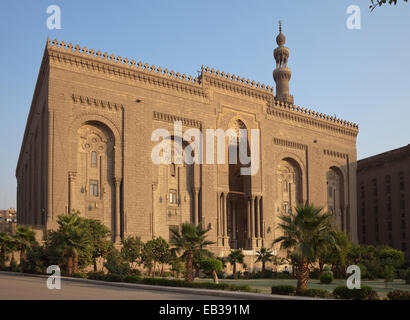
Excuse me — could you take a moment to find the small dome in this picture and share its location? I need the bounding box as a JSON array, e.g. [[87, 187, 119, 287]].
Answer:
[[276, 32, 286, 46]]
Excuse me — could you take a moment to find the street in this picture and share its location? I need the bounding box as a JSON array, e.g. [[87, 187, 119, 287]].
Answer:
[[0, 273, 234, 300]]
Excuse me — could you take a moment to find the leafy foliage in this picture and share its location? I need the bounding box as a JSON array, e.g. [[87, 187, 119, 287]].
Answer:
[[298, 288, 332, 298], [370, 0, 408, 11], [271, 285, 296, 295], [14, 226, 37, 265], [320, 270, 334, 284], [170, 223, 214, 282], [103, 248, 130, 276], [200, 258, 223, 283], [333, 286, 379, 300], [228, 249, 244, 278], [273, 204, 336, 293], [387, 290, 410, 300], [121, 236, 144, 270], [255, 247, 273, 272]]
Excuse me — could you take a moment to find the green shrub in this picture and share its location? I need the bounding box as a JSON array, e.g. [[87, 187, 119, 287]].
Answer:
[[245, 270, 292, 279], [357, 263, 368, 279], [405, 269, 410, 285], [387, 290, 410, 300], [105, 273, 124, 282], [137, 278, 255, 292], [271, 285, 296, 296], [298, 288, 332, 298], [72, 272, 88, 279], [333, 286, 379, 300], [124, 275, 141, 283], [104, 249, 131, 276], [320, 271, 334, 284], [87, 272, 107, 281], [21, 245, 47, 274], [309, 269, 320, 279]]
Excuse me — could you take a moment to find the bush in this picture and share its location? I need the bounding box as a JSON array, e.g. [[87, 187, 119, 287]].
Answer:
[[21, 245, 47, 274], [357, 263, 368, 279], [104, 249, 131, 276], [137, 278, 256, 292], [387, 290, 410, 300], [333, 286, 379, 300], [105, 273, 124, 282], [244, 270, 292, 279], [320, 271, 334, 284], [405, 269, 410, 285], [309, 269, 320, 280], [271, 285, 296, 296], [298, 288, 332, 298], [87, 272, 107, 281], [72, 272, 88, 279], [124, 275, 141, 283]]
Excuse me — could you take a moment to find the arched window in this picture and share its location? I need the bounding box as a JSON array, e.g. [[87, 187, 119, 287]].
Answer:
[[170, 163, 176, 177], [91, 151, 97, 168]]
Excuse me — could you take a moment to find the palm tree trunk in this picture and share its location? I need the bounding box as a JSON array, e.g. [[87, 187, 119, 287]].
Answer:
[[233, 262, 237, 278], [66, 256, 73, 276], [318, 259, 324, 276], [262, 261, 266, 273], [212, 270, 219, 284], [73, 251, 79, 274], [93, 258, 98, 273], [296, 261, 309, 294], [185, 251, 193, 282], [0, 247, 5, 268]]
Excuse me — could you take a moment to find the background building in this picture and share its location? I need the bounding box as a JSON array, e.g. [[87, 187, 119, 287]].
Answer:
[[0, 208, 17, 234], [16, 26, 358, 258], [357, 144, 410, 258]]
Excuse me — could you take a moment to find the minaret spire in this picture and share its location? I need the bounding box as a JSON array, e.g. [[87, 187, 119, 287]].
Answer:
[[273, 21, 294, 104]]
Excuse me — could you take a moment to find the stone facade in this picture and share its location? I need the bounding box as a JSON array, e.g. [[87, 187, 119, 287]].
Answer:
[[357, 144, 410, 258], [16, 28, 358, 258]]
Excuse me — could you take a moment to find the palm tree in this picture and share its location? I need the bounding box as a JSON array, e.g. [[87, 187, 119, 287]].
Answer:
[[49, 214, 91, 275], [0, 232, 16, 267], [228, 249, 244, 278], [14, 226, 37, 263], [255, 247, 273, 273], [170, 222, 214, 282], [273, 204, 336, 294]]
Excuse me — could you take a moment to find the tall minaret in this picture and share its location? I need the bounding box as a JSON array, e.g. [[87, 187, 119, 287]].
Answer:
[[273, 21, 294, 104]]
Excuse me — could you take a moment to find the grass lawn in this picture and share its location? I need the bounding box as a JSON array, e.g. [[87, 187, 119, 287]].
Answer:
[[195, 278, 410, 298]]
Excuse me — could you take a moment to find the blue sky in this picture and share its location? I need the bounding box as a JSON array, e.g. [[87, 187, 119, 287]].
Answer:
[[0, 0, 409, 209]]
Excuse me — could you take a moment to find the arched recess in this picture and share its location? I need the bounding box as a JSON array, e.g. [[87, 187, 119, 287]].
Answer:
[[226, 119, 252, 249], [276, 157, 303, 214], [67, 114, 123, 241], [68, 113, 122, 178], [153, 135, 195, 240], [73, 121, 115, 228], [326, 166, 346, 231]]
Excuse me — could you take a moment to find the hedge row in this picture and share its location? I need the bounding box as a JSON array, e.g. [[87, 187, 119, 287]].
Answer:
[[85, 272, 258, 293], [271, 285, 385, 300]]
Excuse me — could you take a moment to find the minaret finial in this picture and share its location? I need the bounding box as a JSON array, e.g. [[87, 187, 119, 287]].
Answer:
[[279, 20, 282, 33]]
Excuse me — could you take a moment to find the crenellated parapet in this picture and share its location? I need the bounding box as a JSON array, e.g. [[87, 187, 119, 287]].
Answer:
[[200, 65, 274, 101], [267, 100, 359, 138], [46, 38, 207, 98]]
